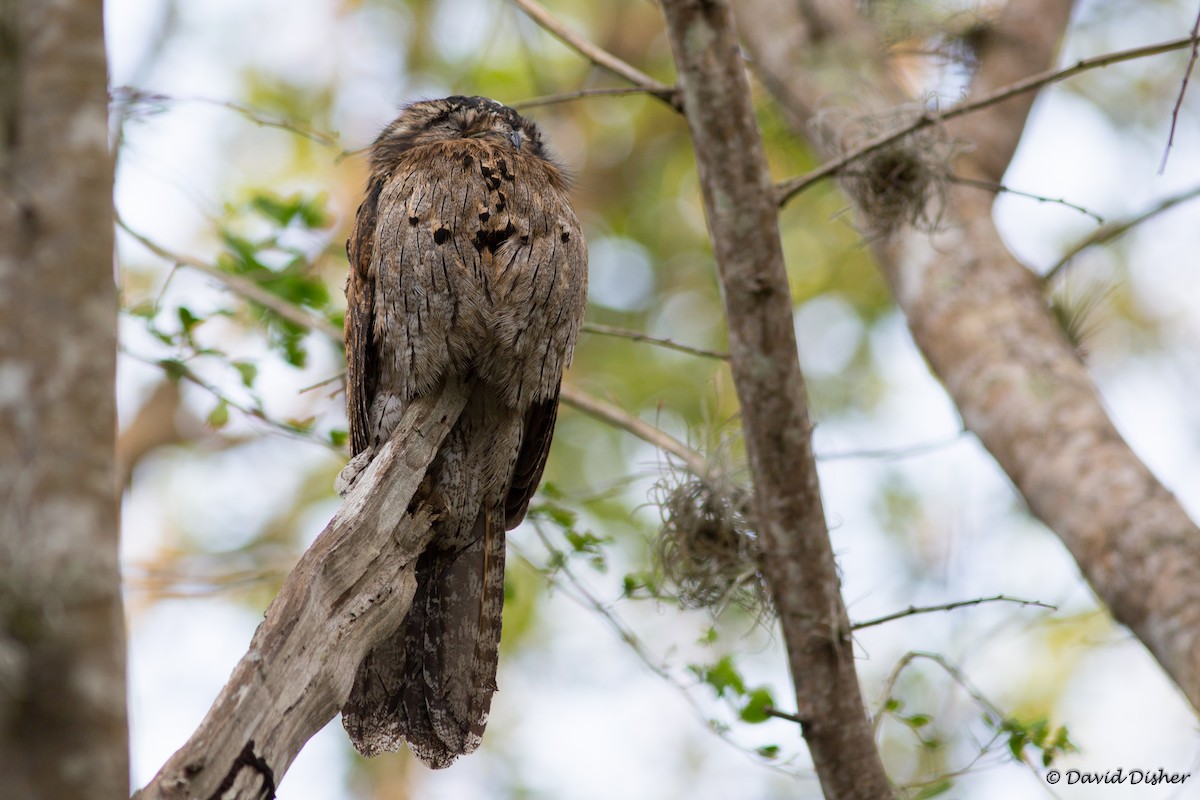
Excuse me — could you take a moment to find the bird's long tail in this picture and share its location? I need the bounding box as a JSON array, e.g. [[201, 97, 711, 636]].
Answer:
[[342, 503, 506, 769]]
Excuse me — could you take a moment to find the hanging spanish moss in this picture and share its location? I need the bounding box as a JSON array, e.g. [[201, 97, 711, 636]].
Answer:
[[651, 466, 773, 621]]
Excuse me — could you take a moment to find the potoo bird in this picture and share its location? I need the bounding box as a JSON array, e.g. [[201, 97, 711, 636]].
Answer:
[[339, 96, 588, 768]]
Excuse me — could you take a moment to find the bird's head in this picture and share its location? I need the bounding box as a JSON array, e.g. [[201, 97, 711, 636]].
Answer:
[[370, 96, 549, 174]]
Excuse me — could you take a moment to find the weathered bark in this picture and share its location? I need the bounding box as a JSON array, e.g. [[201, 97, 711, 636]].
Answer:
[[741, 0, 1200, 711], [136, 381, 470, 800], [0, 3, 128, 799], [658, 1, 892, 797]]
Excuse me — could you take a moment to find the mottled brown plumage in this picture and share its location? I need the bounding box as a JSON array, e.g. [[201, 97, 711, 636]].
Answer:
[[339, 97, 587, 768]]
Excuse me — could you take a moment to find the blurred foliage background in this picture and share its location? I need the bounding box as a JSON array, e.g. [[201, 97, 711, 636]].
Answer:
[[110, 0, 1200, 798]]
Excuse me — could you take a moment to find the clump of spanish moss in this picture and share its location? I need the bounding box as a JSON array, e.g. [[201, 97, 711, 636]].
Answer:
[[814, 101, 955, 235], [651, 470, 773, 620]]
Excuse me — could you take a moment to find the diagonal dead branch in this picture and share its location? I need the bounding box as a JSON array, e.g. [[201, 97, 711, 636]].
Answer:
[[559, 384, 710, 479], [135, 380, 471, 800], [509, 0, 680, 108], [580, 322, 730, 360], [511, 86, 663, 109], [1043, 183, 1200, 284]]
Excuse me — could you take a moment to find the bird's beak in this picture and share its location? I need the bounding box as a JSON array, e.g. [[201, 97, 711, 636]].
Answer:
[[509, 130, 523, 150]]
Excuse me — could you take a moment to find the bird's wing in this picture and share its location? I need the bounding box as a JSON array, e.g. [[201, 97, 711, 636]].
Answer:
[[344, 176, 384, 457], [504, 391, 560, 528]]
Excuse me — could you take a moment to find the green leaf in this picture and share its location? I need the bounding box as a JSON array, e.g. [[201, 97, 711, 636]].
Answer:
[[756, 745, 780, 759], [296, 193, 330, 228], [127, 301, 157, 319], [328, 429, 349, 447], [250, 192, 298, 226], [913, 780, 954, 800], [207, 399, 229, 429], [249, 191, 331, 229], [285, 415, 315, 433], [564, 530, 605, 554], [1007, 730, 1025, 761], [158, 358, 188, 382], [544, 504, 577, 529], [904, 713, 931, 729], [699, 655, 746, 698], [219, 231, 266, 275], [739, 687, 775, 724], [232, 360, 258, 387], [620, 571, 659, 598], [177, 305, 202, 334]]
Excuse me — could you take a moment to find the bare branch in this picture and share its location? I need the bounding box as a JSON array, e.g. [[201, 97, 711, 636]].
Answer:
[[1043, 183, 1200, 284], [112, 86, 346, 151], [511, 86, 663, 110], [117, 380, 195, 488], [136, 381, 471, 800], [580, 322, 730, 360], [950, 176, 1105, 224], [120, 348, 338, 450], [1158, 7, 1200, 174], [776, 33, 1200, 204], [658, 1, 892, 797], [559, 384, 710, 480], [851, 595, 1056, 632], [872, 652, 1058, 788], [817, 430, 966, 462], [509, 0, 680, 108]]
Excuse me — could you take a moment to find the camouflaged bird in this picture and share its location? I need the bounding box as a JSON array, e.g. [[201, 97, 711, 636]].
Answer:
[[339, 96, 587, 768]]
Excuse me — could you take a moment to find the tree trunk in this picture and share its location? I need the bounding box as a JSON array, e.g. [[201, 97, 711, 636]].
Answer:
[[658, 1, 893, 796], [0, 3, 128, 799]]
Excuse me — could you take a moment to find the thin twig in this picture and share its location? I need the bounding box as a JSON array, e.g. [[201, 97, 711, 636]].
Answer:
[[511, 86, 662, 110], [559, 384, 711, 480], [873, 651, 1006, 733], [873, 652, 1062, 796], [581, 322, 730, 360], [950, 176, 1104, 224], [851, 594, 1057, 632], [818, 430, 966, 462], [1042, 183, 1200, 284], [509, 0, 679, 108], [121, 347, 338, 450], [112, 86, 346, 152], [1159, 7, 1200, 174], [117, 216, 344, 341], [776, 34, 1200, 205], [762, 707, 804, 725], [518, 525, 806, 778]]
